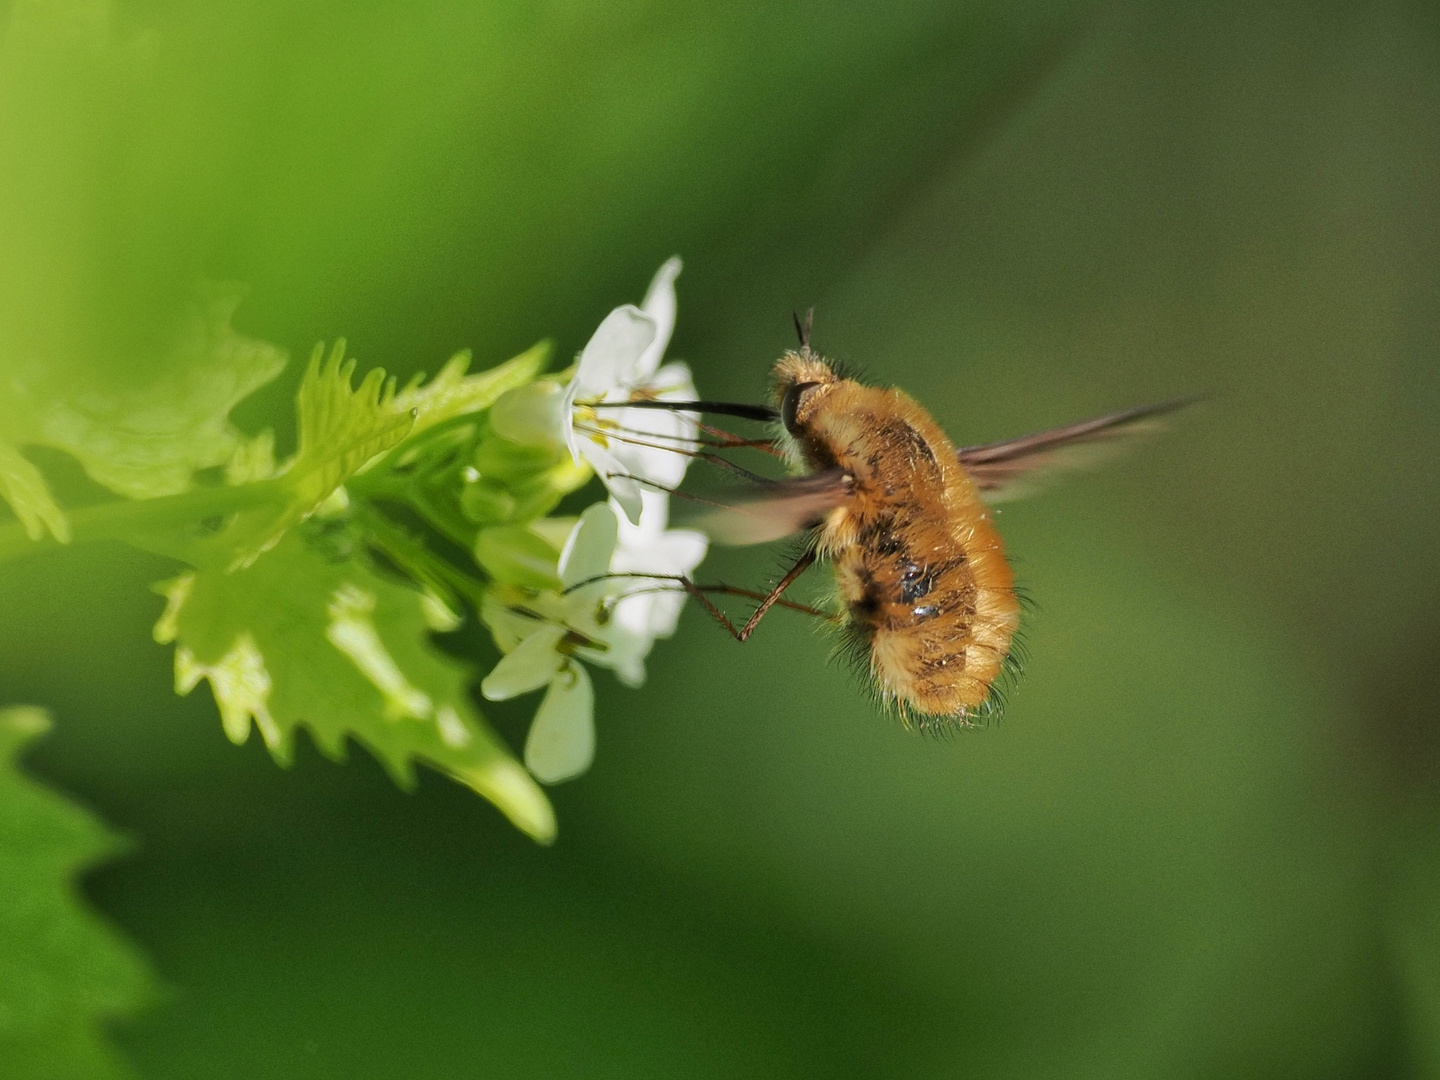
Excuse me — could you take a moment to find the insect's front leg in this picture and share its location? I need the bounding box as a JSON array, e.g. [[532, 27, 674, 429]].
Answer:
[[561, 571, 828, 644]]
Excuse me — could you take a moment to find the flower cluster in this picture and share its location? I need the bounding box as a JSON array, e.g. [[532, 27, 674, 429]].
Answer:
[[0, 255, 718, 843], [476, 259, 708, 783]]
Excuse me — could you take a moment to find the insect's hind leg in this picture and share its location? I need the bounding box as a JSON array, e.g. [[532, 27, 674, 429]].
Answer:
[[736, 548, 817, 641]]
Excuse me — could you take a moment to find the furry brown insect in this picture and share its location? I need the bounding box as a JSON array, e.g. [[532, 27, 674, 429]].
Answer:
[[770, 348, 1020, 724], [588, 338, 1187, 729]]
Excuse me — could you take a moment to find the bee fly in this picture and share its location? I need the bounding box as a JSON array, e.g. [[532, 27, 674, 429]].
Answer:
[[586, 314, 1189, 729]]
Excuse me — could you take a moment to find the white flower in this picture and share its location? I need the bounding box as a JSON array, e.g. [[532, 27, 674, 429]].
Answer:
[[479, 619, 595, 786], [480, 497, 707, 784], [607, 489, 707, 640], [478, 257, 710, 784], [490, 258, 699, 523], [565, 257, 699, 524]]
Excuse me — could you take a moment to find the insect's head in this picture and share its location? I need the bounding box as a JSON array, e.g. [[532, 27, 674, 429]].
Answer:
[[773, 349, 840, 438]]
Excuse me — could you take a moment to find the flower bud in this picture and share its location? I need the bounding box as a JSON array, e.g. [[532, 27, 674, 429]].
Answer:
[[472, 425, 563, 483], [473, 526, 563, 590], [490, 381, 568, 449], [460, 477, 517, 524]]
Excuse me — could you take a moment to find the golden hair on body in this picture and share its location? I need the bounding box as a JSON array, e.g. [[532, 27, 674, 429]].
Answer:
[[774, 349, 1020, 724]]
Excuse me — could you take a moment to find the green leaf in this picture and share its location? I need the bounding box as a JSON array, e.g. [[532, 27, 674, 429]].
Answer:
[[0, 706, 153, 1079], [0, 439, 68, 542], [153, 529, 556, 843], [393, 340, 551, 437], [290, 342, 412, 501], [0, 284, 284, 542], [7, 285, 287, 501], [64, 342, 560, 580], [173, 340, 414, 570]]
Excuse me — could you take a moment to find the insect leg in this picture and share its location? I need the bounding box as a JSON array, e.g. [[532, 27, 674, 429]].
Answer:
[[565, 572, 743, 642], [561, 572, 830, 643], [674, 578, 751, 640], [736, 548, 817, 641], [696, 422, 781, 455], [689, 582, 827, 620]]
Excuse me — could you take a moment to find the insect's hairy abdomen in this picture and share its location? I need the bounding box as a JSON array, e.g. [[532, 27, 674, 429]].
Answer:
[[795, 377, 1021, 725]]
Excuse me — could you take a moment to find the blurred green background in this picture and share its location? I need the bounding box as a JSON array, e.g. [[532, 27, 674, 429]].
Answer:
[[3, 0, 1440, 1075]]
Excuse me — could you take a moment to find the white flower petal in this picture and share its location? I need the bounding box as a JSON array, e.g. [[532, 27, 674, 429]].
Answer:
[[612, 497, 707, 574], [605, 476, 644, 525], [653, 362, 701, 463], [599, 489, 710, 640], [635, 257, 682, 378], [594, 361, 700, 491], [578, 626, 650, 689], [480, 624, 567, 701], [642, 587, 690, 638], [559, 502, 620, 588], [620, 488, 672, 534], [651, 360, 698, 401], [607, 410, 693, 491], [615, 530, 708, 638], [574, 305, 656, 400], [612, 657, 646, 689], [610, 589, 662, 638], [652, 528, 710, 575], [577, 440, 644, 523], [480, 594, 540, 653], [524, 663, 595, 783], [561, 376, 584, 465]]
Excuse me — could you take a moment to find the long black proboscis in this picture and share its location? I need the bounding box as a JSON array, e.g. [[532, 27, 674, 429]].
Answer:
[[586, 399, 779, 422]]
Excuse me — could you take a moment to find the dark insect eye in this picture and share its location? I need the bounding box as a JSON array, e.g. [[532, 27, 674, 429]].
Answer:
[[781, 381, 820, 436]]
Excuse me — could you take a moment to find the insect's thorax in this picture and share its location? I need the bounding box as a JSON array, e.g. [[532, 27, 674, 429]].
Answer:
[[798, 381, 1021, 722]]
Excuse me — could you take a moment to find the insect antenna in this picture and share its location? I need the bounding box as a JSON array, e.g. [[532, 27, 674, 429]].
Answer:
[[792, 306, 814, 348]]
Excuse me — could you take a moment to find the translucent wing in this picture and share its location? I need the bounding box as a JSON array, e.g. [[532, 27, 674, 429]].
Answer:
[[958, 398, 1193, 502], [679, 468, 851, 546]]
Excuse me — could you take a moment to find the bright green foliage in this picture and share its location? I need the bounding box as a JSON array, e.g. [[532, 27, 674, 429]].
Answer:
[[0, 439, 68, 543], [0, 707, 151, 1079], [155, 341, 553, 573], [394, 341, 551, 437], [212, 341, 414, 568], [153, 530, 556, 842], [0, 286, 285, 540], [11, 287, 286, 501], [0, 334, 581, 842]]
